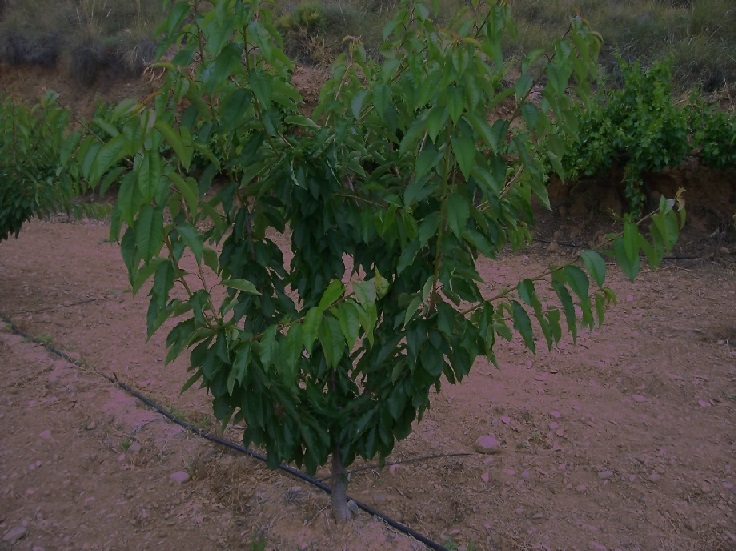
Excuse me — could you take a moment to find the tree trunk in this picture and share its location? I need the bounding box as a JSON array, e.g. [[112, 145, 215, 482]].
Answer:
[[330, 443, 351, 522]]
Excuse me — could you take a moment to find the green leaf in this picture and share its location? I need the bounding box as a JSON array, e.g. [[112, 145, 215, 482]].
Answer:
[[446, 86, 464, 124], [228, 343, 250, 393], [511, 301, 535, 353], [134, 205, 164, 262], [137, 151, 162, 202], [258, 325, 278, 368], [318, 315, 344, 368], [202, 247, 219, 273], [580, 250, 606, 288], [222, 278, 261, 295], [451, 135, 476, 180], [116, 172, 138, 227], [169, 173, 199, 213], [336, 301, 361, 349], [446, 193, 470, 239], [415, 145, 442, 179], [351, 89, 369, 119], [176, 223, 203, 263], [278, 325, 302, 387], [250, 70, 272, 107], [302, 307, 323, 353], [623, 219, 639, 264], [613, 238, 640, 281], [403, 294, 423, 328], [563, 265, 589, 303], [155, 119, 192, 169], [552, 278, 577, 342], [594, 292, 606, 326], [89, 134, 128, 186], [318, 280, 344, 311], [353, 280, 377, 307]]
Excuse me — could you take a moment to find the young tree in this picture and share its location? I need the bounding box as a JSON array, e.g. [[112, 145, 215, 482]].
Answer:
[[83, 0, 684, 521]]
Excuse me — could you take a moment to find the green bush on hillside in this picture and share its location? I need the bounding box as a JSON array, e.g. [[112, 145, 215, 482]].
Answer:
[[563, 59, 735, 214], [0, 93, 82, 240]]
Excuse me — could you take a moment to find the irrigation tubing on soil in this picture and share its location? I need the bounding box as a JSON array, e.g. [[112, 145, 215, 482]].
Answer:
[[0, 312, 451, 551]]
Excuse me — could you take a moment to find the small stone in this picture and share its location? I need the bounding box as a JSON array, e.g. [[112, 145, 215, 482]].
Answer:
[[128, 442, 142, 454], [535, 373, 548, 382], [720, 246, 730, 255], [648, 472, 661, 482], [598, 470, 614, 480], [170, 471, 190, 484], [2, 526, 27, 545], [550, 410, 561, 419], [683, 519, 697, 531], [626, 294, 634, 303], [347, 500, 359, 512], [531, 512, 544, 521], [474, 435, 502, 454], [576, 483, 588, 493], [590, 543, 607, 551], [504, 468, 516, 477], [481, 472, 490, 483], [698, 399, 711, 408], [549, 422, 559, 430], [632, 395, 646, 403], [38, 430, 52, 441], [500, 416, 511, 425], [28, 460, 42, 471]]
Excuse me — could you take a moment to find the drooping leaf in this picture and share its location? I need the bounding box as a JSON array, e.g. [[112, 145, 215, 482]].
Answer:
[[222, 278, 261, 295]]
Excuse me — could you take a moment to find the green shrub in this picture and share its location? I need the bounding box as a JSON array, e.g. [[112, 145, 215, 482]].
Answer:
[[0, 93, 82, 241], [564, 59, 691, 214], [689, 99, 736, 170]]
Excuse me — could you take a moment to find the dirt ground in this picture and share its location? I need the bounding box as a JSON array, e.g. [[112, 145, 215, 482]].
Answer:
[[1, 216, 734, 551]]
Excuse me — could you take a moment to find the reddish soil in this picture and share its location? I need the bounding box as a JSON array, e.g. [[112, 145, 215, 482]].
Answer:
[[2, 63, 736, 551]]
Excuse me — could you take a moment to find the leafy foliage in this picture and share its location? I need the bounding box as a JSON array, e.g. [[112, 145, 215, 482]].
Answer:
[[562, 59, 690, 215], [81, 0, 685, 519], [564, 58, 735, 214], [0, 93, 92, 241]]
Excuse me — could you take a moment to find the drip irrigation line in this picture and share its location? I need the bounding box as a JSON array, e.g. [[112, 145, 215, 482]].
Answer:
[[315, 452, 473, 483], [0, 312, 450, 551], [531, 237, 705, 261], [5, 296, 103, 316]]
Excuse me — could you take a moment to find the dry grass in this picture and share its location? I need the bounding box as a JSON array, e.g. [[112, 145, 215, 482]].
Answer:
[[0, 0, 162, 83], [1, 0, 733, 92]]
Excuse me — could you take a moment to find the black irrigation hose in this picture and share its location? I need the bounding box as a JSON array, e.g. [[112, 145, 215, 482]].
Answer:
[[531, 237, 706, 260], [0, 312, 450, 551], [316, 452, 473, 483]]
